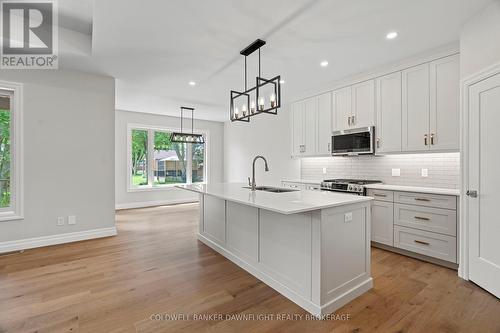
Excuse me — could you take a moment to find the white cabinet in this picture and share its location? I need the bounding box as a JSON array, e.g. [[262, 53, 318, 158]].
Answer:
[[402, 63, 430, 151], [292, 102, 304, 156], [402, 54, 460, 153], [332, 86, 352, 131], [430, 54, 460, 151], [317, 92, 332, 155], [352, 80, 375, 128], [292, 97, 317, 156], [371, 200, 394, 246], [375, 72, 402, 153]]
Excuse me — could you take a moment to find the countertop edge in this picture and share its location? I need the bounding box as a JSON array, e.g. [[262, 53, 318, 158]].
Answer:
[[364, 184, 460, 196]]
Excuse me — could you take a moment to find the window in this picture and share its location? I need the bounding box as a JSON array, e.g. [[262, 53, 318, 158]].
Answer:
[[0, 83, 23, 221], [128, 125, 207, 190]]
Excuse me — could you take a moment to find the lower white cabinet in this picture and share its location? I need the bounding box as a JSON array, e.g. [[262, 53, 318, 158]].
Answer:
[[371, 200, 394, 246]]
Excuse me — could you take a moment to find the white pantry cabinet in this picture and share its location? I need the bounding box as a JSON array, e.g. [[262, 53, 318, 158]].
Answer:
[[317, 92, 332, 155], [375, 72, 402, 153], [292, 97, 317, 156]]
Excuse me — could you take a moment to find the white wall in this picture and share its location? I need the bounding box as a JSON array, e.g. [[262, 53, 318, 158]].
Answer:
[[460, 0, 500, 78], [115, 110, 224, 208], [0, 70, 115, 243], [223, 104, 300, 186]]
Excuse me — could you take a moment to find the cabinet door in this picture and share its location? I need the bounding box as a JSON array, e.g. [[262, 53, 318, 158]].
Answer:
[[430, 54, 459, 151], [371, 200, 394, 246], [352, 79, 375, 128], [292, 101, 304, 156], [332, 86, 352, 131], [303, 97, 318, 155], [376, 72, 402, 153], [402, 63, 430, 151], [317, 92, 332, 155]]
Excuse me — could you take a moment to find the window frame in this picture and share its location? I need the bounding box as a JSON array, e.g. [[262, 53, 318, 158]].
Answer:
[[0, 81, 24, 222], [127, 123, 209, 192]]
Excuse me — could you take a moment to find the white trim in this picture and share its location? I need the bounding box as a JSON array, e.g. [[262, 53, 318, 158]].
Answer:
[[0, 227, 117, 254], [0, 81, 23, 222], [459, 60, 500, 280], [126, 123, 210, 192], [115, 199, 198, 210]]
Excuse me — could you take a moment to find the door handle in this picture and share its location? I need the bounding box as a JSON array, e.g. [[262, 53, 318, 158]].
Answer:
[[415, 198, 431, 202], [466, 190, 478, 198], [376, 137, 380, 149], [430, 133, 435, 145], [424, 134, 428, 146], [414, 216, 430, 221], [352, 115, 355, 125], [348, 116, 351, 126], [414, 240, 430, 246], [327, 142, 331, 152]]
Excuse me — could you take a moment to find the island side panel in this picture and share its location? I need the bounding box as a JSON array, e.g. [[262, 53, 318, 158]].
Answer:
[[226, 201, 259, 264], [319, 202, 373, 314], [202, 194, 226, 245]]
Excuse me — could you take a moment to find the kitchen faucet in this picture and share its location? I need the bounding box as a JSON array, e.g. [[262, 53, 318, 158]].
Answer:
[[248, 155, 269, 191]]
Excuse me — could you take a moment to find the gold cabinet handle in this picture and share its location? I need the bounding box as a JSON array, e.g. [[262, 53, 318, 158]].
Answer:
[[352, 115, 355, 125], [415, 198, 431, 202], [424, 134, 428, 146], [376, 137, 380, 148], [374, 193, 387, 197], [328, 142, 331, 152], [414, 240, 430, 246], [414, 216, 430, 221], [348, 116, 351, 126], [430, 133, 435, 145]]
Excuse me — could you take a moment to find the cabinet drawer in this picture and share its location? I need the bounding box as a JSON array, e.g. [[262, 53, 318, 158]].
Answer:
[[394, 191, 456, 210], [394, 204, 456, 236], [394, 226, 456, 263], [367, 189, 393, 202]]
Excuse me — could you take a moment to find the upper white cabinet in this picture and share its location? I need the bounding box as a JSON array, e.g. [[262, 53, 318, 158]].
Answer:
[[317, 92, 332, 155], [291, 97, 317, 156], [332, 86, 352, 131], [402, 63, 430, 152], [376, 72, 402, 153], [352, 80, 375, 128], [429, 54, 460, 151]]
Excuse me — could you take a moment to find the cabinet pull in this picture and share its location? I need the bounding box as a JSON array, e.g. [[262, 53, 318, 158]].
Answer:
[[415, 198, 431, 202], [430, 133, 435, 145], [374, 193, 387, 197], [414, 240, 430, 246], [352, 115, 355, 125], [376, 137, 380, 149], [328, 142, 331, 152], [424, 134, 428, 146], [414, 216, 430, 221], [348, 116, 351, 126]]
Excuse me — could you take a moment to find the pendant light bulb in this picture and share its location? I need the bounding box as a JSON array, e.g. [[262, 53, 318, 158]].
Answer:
[[250, 100, 256, 114], [270, 93, 276, 108], [258, 97, 265, 111], [242, 103, 247, 116]]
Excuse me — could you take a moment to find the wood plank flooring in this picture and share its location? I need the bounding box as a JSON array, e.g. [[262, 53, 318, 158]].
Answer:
[[0, 203, 498, 333]]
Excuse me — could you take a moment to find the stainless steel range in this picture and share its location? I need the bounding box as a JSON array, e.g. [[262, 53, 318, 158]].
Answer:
[[320, 179, 382, 195]]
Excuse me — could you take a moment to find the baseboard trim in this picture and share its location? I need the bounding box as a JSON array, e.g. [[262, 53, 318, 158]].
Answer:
[[0, 227, 117, 254], [115, 199, 198, 210]]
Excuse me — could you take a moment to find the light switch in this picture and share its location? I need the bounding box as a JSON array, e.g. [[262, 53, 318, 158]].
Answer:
[[421, 168, 428, 177], [392, 168, 400, 177], [57, 217, 65, 226], [68, 215, 77, 225], [344, 212, 353, 223]]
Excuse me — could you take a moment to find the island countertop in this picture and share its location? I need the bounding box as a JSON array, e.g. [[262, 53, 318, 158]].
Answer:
[[176, 183, 372, 215]]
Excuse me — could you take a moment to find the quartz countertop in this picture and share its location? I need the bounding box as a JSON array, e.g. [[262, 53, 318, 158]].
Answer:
[[364, 184, 460, 196], [176, 183, 372, 215]]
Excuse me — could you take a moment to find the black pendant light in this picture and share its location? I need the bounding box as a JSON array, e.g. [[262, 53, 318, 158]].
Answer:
[[170, 106, 204, 144], [230, 39, 281, 122]]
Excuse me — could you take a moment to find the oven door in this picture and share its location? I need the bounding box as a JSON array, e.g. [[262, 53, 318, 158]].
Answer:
[[331, 126, 375, 156]]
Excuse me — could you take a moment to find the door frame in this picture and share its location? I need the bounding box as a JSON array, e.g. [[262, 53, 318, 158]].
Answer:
[[459, 61, 500, 280]]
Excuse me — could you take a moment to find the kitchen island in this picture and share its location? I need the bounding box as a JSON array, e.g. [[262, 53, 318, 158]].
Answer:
[[177, 183, 373, 316]]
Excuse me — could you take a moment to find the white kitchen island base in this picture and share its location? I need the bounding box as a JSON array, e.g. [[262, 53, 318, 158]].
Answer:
[[195, 191, 372, 317]]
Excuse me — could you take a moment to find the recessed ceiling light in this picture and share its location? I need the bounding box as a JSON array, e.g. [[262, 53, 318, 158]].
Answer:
[[386, 31, 398, 40], [320, 60, 329, 67], [279, 79, 285, 84], [188, 81, 196, 86]]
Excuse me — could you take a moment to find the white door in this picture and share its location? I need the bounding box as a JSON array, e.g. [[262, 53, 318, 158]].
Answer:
[[430, 54, 460, 151], [468, 72, 500, 298], [352, 79, 375, 128], [376, 72, 402, 153], [292, 101, 304, 156], [371, 200, 394, 246], [303, 97, 318, 156], [332, 86, 352, 131], [402, 63, 430, 152], [317, 92, 332, 155]]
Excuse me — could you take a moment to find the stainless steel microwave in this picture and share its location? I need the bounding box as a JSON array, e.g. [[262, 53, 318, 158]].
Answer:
[[331, 126, 375, 156]]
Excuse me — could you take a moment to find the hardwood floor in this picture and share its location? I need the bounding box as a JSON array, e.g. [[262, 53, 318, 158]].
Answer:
[[0, 203, 499, 333]]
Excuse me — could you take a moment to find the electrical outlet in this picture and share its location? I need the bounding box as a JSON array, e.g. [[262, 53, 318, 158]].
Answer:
[[57, 217, 65, 226], [68, 215, 77, 225], [392, 168, 401, 177], [344, 212, 353, 223], [421, 168, 428, 177], [322, 167, 327, 174]]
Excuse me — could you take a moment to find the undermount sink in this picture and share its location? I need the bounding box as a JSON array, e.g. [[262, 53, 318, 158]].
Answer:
[[243, 186, 299, 193]]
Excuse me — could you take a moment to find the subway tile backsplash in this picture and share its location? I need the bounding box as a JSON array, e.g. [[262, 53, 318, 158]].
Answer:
[[301, 153, 460, 189]]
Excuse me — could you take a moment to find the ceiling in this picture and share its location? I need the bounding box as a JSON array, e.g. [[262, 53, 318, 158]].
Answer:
[[61, 0, 492, 122]]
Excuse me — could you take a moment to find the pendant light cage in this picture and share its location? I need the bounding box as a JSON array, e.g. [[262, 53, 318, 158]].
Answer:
[[230, 39, 281, 122], [170, 106, 205, 144]]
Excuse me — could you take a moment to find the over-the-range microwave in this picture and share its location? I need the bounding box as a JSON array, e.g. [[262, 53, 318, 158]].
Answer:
[[331, 126, 375, 156]]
